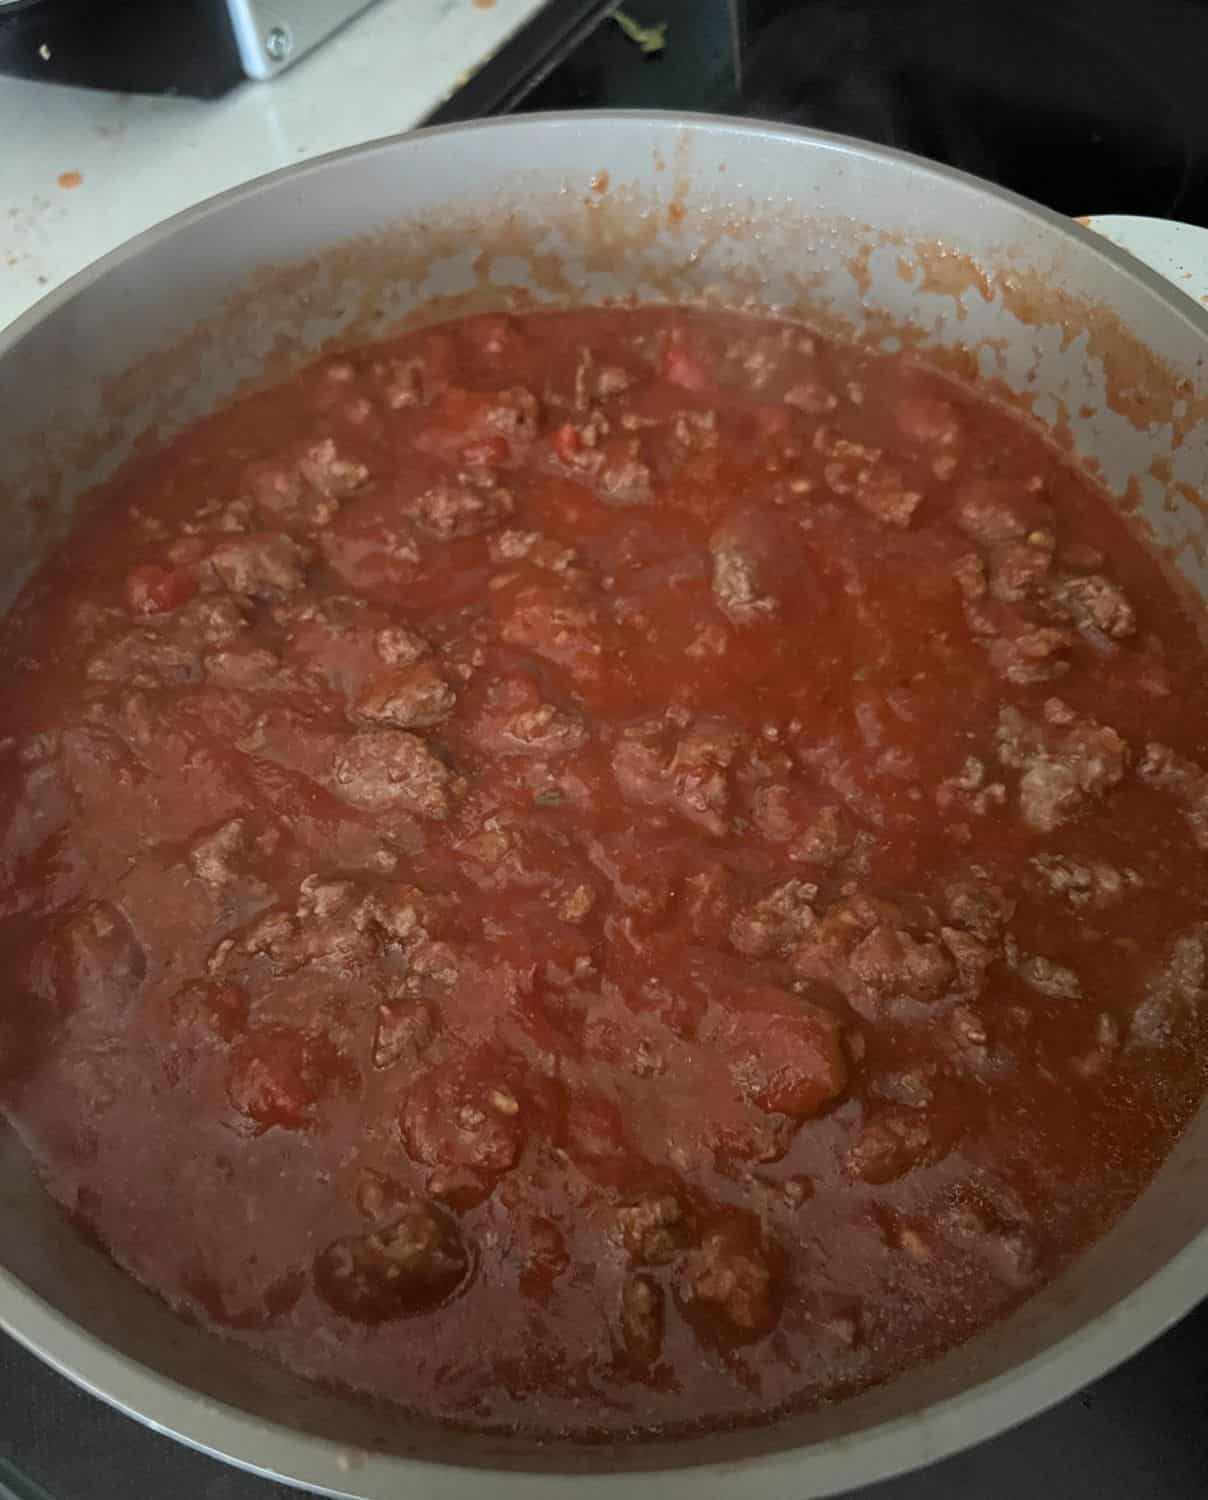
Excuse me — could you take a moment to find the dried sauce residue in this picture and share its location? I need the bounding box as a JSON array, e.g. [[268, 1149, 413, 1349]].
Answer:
[[57, 172, 83, 191]]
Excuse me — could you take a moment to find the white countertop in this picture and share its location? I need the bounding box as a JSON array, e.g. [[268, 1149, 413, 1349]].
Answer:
[[0, 0, 549, 332]]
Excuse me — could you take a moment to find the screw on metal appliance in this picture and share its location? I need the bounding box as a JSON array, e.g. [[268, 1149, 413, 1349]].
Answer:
[[264, 24, 291, 62]]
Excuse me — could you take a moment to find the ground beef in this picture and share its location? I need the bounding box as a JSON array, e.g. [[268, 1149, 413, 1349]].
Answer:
[[617, 1194, 692, 1265], [246, 439, 368, 526], [314, 1203, 468, 1322], [847, 925, 955, 1003], [730, 878, 818, 958], [1049, 572, 1136, 639], [621, 1273, 664, 1366], [1138, 743, 1208, 849], [330, 731, 454, 818], [208, 533, 313, 598], [844, 1110, 938, 1184], [678, 1218, 778, 1342], [1129, 928, 1208, 1048], [710, 544, 777, 623], [86, 632, 203, 688], [612, 716, 745, 836], [1030, 854, 1140, 909], [996, 701, 1128, 832], [406, 479, 514, 540], [470, 675, 587, 758], [354, 662, 457, 731], [189, 819, 247, 887]]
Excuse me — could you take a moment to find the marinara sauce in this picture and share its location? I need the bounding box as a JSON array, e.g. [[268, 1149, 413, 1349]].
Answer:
[[0, 308, 1205, 1436]]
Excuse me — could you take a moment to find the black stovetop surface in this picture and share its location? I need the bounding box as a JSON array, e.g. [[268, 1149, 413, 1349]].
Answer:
[[3, 1298, 1207, 1499], [5, 2, 1208, 1495]]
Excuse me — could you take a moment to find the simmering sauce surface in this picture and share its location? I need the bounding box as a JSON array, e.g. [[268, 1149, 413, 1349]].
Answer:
[[0, 308, 1206, 1437]]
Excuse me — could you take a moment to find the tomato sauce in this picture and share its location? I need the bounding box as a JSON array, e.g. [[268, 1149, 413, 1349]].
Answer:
[[0, 307, 1205, 1437]]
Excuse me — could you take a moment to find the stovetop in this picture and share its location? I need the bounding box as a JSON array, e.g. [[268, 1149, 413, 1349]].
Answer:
[[3, 1297, 1206, 1499], [510, 0, 1208, 228], [5, 2, 1208, 1494]]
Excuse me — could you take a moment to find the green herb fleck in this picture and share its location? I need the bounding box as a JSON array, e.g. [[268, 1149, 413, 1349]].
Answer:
[[613, 9, 668, 54], [535, 787, 564, 806]]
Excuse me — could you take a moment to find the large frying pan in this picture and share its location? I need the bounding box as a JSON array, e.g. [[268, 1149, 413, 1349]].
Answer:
[[0, 112, 1206, 1499]]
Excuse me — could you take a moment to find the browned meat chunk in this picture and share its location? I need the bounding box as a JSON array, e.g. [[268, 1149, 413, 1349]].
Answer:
[[330, 730, 453, 818], [678, 1216, 778, 1342], [208, 533, 312, 598], [1129, 927, 1207, 1048], [996, 702, 1128, 832], [407, 479, 514, 540], [572, 347, 636, 407], [399, 1053, 528, 1195], [297, 439, 370, 498], [670, 408, 720, 456], [374, 623, 431, 667], [354, 661, 456, 730], [372, 999, 438, 1070], [751, 786, 853, 867], [1009, 944, 1082, 999], [1138, 742, 1208, 849], [382, 356, 428, 410], [488, 529, 577, 573], [711, 544, 776, 623], [954, 478, 1050, 546], [176, 595, 249, 647], [989, 539, 1055, 603], [895, 393, 960, 445], [617, 1194, 691, 1264], [944, 879, 1014, 941], [231, 875, 448, 981], [471, 675, 586, 757], [500, 584, 607, 683], [86, 632, 202, 688], [730, 878, 817, 957], [483, 386, 541, 443], [240, 878, 376, 972], [598, 450, 655, 507], [987, 625, 1072, 685], [247, 438, 368, 526], [189, 818, 246, 887], [844, 1110, 938, 1184], [935, 756, 1007, 817], [1049, 573, 1136, 639], [848, 924, 955, 1002], [785, 381, 839, 414], [612, 716, 744, 836], [314, 1203, 468, 1322], [852, 474, 924, 527], [790, 893, 951, 1014], [1030, 853, 1141, 909], [621, 1273, 664, 1366]]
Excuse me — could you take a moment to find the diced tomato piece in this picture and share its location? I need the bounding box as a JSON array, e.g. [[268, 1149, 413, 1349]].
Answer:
[[125, 563, 198, 615], [550, 422, 583, 465], [227, 1027, 349, 1132], [662, 344, 710, 393]]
